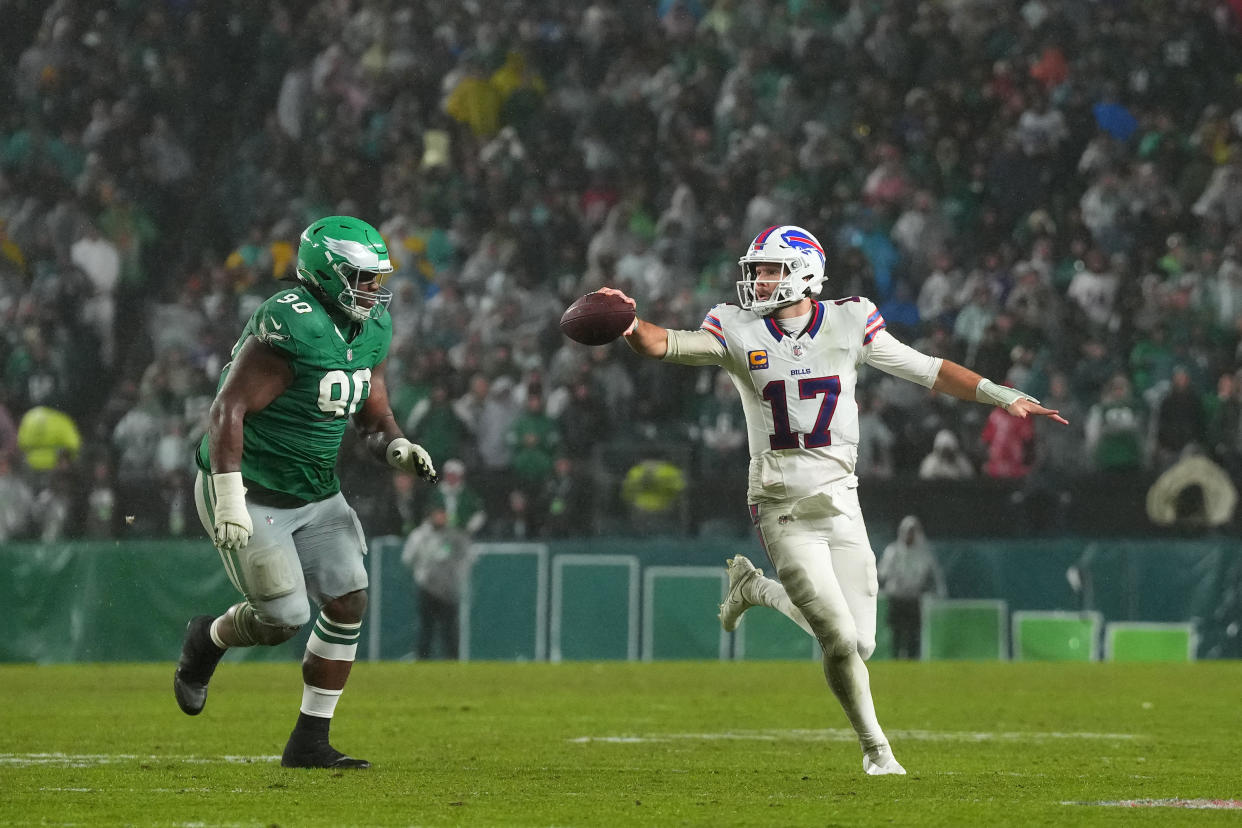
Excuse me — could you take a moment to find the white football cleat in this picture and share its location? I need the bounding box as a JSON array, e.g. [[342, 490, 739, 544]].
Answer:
[[719, 555, 761, 632], [863, 748, 907, 776]]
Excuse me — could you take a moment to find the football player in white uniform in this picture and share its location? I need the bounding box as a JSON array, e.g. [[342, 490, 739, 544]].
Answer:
[[601, 224, 1066, 776]]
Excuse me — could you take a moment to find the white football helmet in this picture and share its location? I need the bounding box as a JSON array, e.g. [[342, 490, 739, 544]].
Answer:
[[736, 225, 827, 314]]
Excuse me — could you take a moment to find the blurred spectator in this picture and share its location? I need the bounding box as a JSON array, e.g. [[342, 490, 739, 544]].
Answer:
[[506, 391, 560, 496], [405, 382, 472, 469], [16, 405, 80, 475], [557, 376, 611, 460], [692, 368, 748, 531], [540, 455, 592, 538], [473, 374, 522, 507], [1154, 366, 1208, 469], [70, 221, 120, 368], [425, 459, 487, 536], [0, 453, 33, 542], [918, 429, 974, 481], [110, 384, 163, 535], [443, 52, 502, 139], [857, 391, 896, 481], [1015, 373, 1084, 534], [981, 404, 1036, 480], [0, 388, 18, 461], [401, 506, 474, 661], [620, 454, 687, 536], [1206, 370, 1242, 474], [1085, 374, 1148, 474], [0, 0, 1240, 543], [878, 515, 946, 661], [487, 488, 535, 540], [82, 458, 115, 539]]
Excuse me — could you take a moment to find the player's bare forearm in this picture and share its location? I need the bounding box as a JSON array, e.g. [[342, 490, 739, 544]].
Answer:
[[593, 287, 668, 358], [623, 318, 669, 358], [207, 401, 246, 473], [933, 359, 1069, 425], [354, 364, 405, 463], [931, 360, 984, 402], [209, 337, 294, 473], [357, 410, 404, 463]]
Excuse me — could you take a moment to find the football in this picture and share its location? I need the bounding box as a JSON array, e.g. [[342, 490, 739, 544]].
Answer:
[[559, 291, 636, 346]]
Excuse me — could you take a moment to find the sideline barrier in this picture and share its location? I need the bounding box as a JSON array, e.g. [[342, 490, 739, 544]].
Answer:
[[1011, 611, 1102, 662], [922, 599, 1008, 660], [1105, 622, 1197, 662], [551, 554, 639, 661], [642, 566, 729, 661], [3, 538, 1237, 662]]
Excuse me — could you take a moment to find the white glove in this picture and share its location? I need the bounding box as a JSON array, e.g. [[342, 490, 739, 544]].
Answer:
[[212, 471, 253, 554], [387, 437, 438, 482]]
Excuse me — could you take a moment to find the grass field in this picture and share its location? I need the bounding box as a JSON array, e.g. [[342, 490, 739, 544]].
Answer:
[[3, 660, 1241, 827]]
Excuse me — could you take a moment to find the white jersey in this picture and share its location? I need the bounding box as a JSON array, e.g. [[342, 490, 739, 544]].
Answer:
[[664, 297, 941, 505]]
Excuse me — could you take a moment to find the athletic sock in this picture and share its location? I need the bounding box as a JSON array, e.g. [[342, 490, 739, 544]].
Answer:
[[208, 616, 230, 651], [300, 684, 343, 719]]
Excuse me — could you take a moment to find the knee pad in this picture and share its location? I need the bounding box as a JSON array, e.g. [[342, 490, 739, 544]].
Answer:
[[228, 601, 305, 646], [856, 637, 876, 661], [240, 544, 300, 601]]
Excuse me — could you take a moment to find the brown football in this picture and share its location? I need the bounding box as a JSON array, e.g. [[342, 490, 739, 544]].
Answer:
[[559, 291, 636, 346]]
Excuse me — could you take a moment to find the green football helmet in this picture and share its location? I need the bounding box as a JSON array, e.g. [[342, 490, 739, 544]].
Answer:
[[295, 215, 393, 322]]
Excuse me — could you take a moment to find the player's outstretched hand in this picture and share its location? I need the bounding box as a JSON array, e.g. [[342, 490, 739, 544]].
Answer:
[[387, 437, 439, 483], [596, 287, 638, 335], [596, 286, 635, 306], [1009, 396, 1069, 425]]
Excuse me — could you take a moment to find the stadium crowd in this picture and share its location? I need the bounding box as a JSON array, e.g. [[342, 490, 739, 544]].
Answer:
[[2, 0, 1242, 543]]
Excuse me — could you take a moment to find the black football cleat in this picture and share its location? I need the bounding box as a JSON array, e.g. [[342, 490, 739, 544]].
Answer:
[[281, 735, 371, 770], [173, 615, 226, 716]]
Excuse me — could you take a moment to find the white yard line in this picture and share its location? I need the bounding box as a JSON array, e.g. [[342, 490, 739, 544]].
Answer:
[[0, 753, 280, 767], [1066, 798, 1242, 810], [570, 728, 1139, 744]]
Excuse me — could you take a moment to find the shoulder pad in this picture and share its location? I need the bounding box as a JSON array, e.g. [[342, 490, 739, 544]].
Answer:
[[253, 288, 332, 352]]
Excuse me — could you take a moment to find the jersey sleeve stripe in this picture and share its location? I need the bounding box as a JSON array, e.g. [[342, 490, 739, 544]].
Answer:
[[703, 327, 727, 347], [863, 317, 886, 345], [865, 309, 882, 326]]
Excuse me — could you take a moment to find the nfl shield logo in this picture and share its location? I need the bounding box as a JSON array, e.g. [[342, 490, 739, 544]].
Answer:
[[346, 348, 353, 362], [791, 343, 805, 359]]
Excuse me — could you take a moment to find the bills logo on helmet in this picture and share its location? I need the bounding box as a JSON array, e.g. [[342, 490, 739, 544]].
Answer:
[[780, 229, 824, 267]]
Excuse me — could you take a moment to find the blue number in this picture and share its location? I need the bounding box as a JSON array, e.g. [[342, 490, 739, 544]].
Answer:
[[763, 376, 842, 449]]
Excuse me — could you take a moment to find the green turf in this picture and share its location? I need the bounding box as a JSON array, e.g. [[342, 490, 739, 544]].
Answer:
[[3, 660, 1240, 826]]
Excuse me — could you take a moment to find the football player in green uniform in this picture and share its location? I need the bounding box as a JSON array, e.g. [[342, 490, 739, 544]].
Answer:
[[174, 216, 438, 769]]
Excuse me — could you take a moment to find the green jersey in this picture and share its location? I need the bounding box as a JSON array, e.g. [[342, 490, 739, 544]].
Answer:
[[196, 286, 392, 503]]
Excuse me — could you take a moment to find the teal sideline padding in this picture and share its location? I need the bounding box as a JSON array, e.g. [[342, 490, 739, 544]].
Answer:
[[3, 537, 1240, 662], [1012, 611, 1102, 661], [551, 555, 639, 661], [643, 566, 729, 661], [461, 544, 547, 662]]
